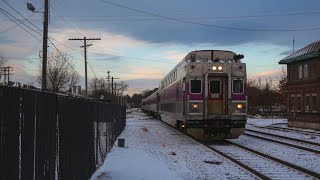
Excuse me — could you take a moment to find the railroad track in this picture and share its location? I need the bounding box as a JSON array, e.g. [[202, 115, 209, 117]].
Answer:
[[207, 140, 320, 180], [187, 132, 320, 179], [249, 125, 320, 137], [156, 116, 320, 179], [244, 129, 320, 154]]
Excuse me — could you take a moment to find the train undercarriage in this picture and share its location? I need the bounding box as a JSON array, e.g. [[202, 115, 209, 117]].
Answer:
[[176, 119, 246, 140]]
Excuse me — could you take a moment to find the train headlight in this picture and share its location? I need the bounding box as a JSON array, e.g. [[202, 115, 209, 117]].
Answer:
[[218, 66, 223, 70], [237, 104, 243, 109], [190, 103, 202, 113], [192, 104, 198, 109], [212, 66, 217, 70]]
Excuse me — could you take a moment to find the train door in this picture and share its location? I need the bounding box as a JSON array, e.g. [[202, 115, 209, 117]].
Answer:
[[207, 76, 228, 115]]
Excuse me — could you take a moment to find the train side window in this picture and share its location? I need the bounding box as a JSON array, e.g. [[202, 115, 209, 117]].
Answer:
[[209, 80, 220, 94], [190, 80, 201, 94], [233, 79, 244, 94]]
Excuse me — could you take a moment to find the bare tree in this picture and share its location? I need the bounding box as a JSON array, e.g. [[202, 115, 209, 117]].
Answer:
[[38, 51, 80, 92], [114, 81, 128, 96], [0, 54, 8, 82], [276, 67, 288, 106], [89, 77, 110, 98]]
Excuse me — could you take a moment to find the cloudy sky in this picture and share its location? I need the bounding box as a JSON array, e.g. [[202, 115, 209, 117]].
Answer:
[[1, 0, 319, 94]]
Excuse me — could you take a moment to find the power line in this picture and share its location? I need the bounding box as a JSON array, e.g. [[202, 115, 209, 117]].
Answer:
[[69, 37, 101, 97], [0, 13, 35, 33], [48, 11, 320, 22], [0, 7, 42, 41], [49, 2, 88, 37], [88, 62, 97, 79], [47, 37, 177, 64], [48, 37, 81, 77], [101, 0, 320, 32], [2, 0, 42, 32], [87, 50, 177, 64]]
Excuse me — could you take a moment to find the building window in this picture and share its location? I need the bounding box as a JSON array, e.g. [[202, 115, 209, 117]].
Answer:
[[305, 94, 310, 112], [190, 80, 202, 94], [312, 94, 318, 112], [290, 96, 295, 111], [296, 95, 301, 111], [298, 65, 303, 79], [303, 64, 308, 78]]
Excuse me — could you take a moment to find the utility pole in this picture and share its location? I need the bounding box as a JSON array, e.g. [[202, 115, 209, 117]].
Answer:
[[26, 2, 47, 89], [1, 66, 13, 85], [106, 70, 111, 93], [111, 76, 119, 95], [0, 67, 4, 84], [293, 36, 295, 53], [42, 0, 49, 90], [69, 37, 101, 97]]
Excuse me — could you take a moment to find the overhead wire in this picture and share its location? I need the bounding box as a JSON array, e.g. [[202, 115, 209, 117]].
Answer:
[[0, 7, 42, 41], [1, 0, 43, 34], [49, 0, 91, 37], [0, 2, 179, 65], [49, 2, 88, 37], [51, 11, 320, 22], [0, 13, 36, 33], [101, 0, 320, 32], [86, 50, 177, 64], [48, 37, 81, 77]]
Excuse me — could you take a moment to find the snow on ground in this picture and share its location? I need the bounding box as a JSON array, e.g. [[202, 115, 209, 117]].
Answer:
[[91, 109, 257, 180], [229, 135, 320, 173], [247, 118, 320, 144], [91, 111, 320, 180], [247, 117, 287, 126]]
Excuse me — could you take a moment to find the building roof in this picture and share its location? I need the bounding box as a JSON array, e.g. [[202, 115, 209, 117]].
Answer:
[[279, 40, 320, 64]]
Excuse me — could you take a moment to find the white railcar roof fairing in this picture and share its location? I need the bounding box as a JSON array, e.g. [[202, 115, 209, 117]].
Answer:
[[183, 50, 237, 62], [160, 50, 240, 82]]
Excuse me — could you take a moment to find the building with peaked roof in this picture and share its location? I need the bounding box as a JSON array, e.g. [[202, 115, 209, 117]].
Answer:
[[279, 40, 320, 130]]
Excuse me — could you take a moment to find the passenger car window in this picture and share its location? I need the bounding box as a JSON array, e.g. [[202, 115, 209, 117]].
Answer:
[[233, 80, 243, 94], [190, 80, 201, 93], [209, 80, 220, 94]]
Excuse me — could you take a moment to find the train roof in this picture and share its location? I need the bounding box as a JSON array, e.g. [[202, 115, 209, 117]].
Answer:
[[183, 50, 237, 62], [145, 50, 244, 100], [162, 50, 242, 80], [142, 90, 158, 101]]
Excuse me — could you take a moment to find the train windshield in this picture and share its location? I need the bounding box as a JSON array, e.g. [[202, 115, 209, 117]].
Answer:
[[233, 79, 244, 94], [209, 80, 220, 94], [190, 80, 201, 93]]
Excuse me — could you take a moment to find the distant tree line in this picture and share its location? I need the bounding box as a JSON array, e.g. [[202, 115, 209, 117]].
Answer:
[[129, 70, 288, 116], [247, 69, 287, 116], [127, 88, 158, 108]]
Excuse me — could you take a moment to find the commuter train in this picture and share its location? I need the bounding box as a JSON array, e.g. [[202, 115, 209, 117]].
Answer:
[[142, 50, 247, 140]]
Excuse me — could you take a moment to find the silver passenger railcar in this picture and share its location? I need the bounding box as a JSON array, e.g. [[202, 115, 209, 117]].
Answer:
[[142, 50, 247, 140]]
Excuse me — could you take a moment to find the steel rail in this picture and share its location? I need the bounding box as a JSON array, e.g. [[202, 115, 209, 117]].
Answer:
[[155, 116, 267, 179], [246, 128, 320, 146], [250, 125, 320, 136], [226, 140, 320, 179], [244, 132, 320, 154]]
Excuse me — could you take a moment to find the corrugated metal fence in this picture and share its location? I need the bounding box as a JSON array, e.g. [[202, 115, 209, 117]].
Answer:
[[0, 86, 126, 180]]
